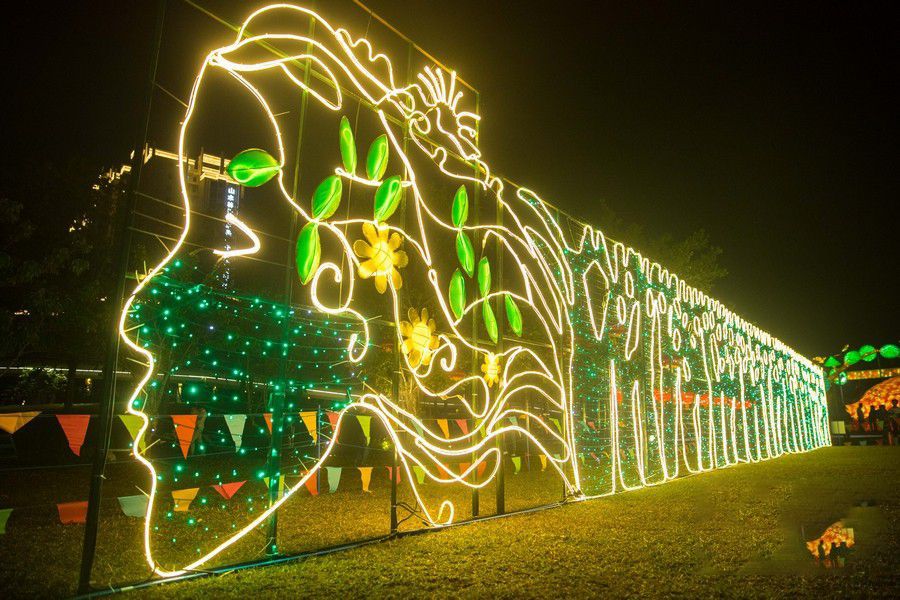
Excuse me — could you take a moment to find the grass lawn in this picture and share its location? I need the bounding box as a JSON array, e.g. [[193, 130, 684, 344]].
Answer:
[[125, 447, 899, 598]]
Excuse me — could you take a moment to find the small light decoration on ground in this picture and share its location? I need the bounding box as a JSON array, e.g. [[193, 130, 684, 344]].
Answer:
[[116, 3, 830, 577]]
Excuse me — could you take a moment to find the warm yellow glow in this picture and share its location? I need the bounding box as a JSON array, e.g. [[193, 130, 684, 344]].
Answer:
[[400, 308, 439, 368], [481, 352, 501, 388], [353, 222, 408, 293]]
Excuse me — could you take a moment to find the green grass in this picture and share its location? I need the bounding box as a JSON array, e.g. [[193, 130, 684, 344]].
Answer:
[[125, 447, 899, 598]]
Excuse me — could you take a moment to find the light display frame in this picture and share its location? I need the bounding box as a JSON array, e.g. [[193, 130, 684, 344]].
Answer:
[[116, 3, 830, 578]]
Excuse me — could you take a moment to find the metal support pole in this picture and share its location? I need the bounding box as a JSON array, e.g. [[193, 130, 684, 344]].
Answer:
[[471, 91, 482, 518], [265, 390, 286, 554], [78, 1, 165, 593], [494, 115, 506, 516]]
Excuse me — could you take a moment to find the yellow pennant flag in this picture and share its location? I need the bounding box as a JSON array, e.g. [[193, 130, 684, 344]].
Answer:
[[356, 415, 372, 445], [172, 487, 199, 512], [263, 475, 286, 500], [300, 412, 318, 443], [119, 415, 146, 452], [539, 454, 547, 471], [0, 411, 40, 434], [436, 419, 450, 439], [358, 467, 373, 492]]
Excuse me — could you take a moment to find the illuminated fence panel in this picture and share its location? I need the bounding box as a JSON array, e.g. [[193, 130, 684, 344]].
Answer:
[[110, 1, 829, 580]]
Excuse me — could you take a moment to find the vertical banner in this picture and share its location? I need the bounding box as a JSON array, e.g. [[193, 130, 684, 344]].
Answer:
[[56, 415, 91, 456], [224, 414, 246, 450], [358, 466, 373, 492]]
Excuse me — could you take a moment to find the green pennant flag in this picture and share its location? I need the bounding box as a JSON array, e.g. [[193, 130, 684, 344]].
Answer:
[[412, 465, 426, 484], [0, 508, 11, 534], [117, 495, 148, 518], [550, 417, 562, 433], [356, 415, 372, 445], [511, 456, 522, 474], [326, 466, 341, 493], [508, 416, 518, 427]]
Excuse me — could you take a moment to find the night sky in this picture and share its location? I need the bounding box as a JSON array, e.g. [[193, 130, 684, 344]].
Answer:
[[3, 1, 897, 357]]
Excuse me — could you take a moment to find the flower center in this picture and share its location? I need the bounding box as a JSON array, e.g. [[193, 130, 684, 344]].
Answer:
[[411, 322, 432, 353], [371, 241, 393, 274]]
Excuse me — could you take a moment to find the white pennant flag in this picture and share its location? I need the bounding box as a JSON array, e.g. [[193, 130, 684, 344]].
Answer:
[[224, 414, 247, 450]]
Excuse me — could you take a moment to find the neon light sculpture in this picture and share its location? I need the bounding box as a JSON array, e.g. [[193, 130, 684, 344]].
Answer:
[[119, 4, 830, 576]]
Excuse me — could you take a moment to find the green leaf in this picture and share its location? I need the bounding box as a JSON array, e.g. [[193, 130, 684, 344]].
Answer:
[[504, 295, 523, 336], [295, 222, 320, 285], [373, 176, 402, 222], [477, 257, 491, 297], [859, 344, 877, 362], [449, 269, 466, 319], [843, 350, 861, 366], [339, 116, 357, 173], [452, 185, 468, 228], [880, 344, 900, 359], [823, 356, 841, 368], [311, 175, 342, 220], [366, 134, 389, 180], [226, 148, 280, 187], [482, 302, 498, 344], [456, 231, 475, 277]]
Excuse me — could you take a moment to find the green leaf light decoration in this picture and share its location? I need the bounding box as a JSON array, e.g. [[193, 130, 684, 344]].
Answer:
[[843, 350, 861, 366], [880, 344, 900, 359], [226, 148, 280, 187], [295, 222, 321, 285], [452, 185, 468, 228], [477, 257, 491, 297], [482, 302, 498, 344], [859, 344, 877, 362], [373, 176, 402, 222], [449, 269, 466, 319], [339, 116, 357, 173], [823, 356, 841, 368], [311, 175, 342, 220], [504, 295, 523, 336], [456, 231, 475, 277], [366, 134, 389, 180]]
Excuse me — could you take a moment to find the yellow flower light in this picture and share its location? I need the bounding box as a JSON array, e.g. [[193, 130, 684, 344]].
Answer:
[[400, 308, 439, 368], [481, 352, 501, 387], [353, 222, 408, 294]]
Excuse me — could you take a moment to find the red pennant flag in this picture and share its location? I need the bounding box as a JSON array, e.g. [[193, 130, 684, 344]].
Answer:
[[454, 418, 469, 435], [58, 501, 88, 524], [385, 466, 401, 484], [458, 462, 471, 475], [326, 411, 339, 430], [171, 415, 197, 459], [477, 461, 488, 479], [264, 413, 273, 434], [304, 473, 318, 496], [212, 480, 245, 500], [56, 415, 90, 456]]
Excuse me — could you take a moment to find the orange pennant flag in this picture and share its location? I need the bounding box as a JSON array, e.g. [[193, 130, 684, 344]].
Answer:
[[172, 487, 199, 511], [264, 413, 273, 434], [0, 411, 40, 435], [358, 466, 373, 492], [58, 501, 88, 524], [454, 418, 469, 435], [385, 466, 401, 484], [300, 412, 317, 443], [477, 461, 488, 479], [212, 481, 245, 500], [171, 415, 197, 459], [458, 462, 471, 475], [56, 415, 90, 456], [304, 472, 318, 496], [326, 411, 340, 430], [437, 419, 450, 439]]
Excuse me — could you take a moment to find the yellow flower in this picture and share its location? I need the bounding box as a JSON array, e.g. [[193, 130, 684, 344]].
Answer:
[[400, 308, 439, 368], [353, 223, 408, 294], [481, 352, 501, 387]]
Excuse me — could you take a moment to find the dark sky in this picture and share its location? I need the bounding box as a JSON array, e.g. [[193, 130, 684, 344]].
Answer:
[[3, 1, 898, 357]]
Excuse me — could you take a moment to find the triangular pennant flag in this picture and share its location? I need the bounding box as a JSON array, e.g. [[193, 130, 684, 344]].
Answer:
[[356, 415, 372, 445], [477, 461, 488, 479], [436, 419, 450, 439], [304, 472, 318, 496], [300, 412, 318, 443], [385, 466, 401, 484], [508, 416, 518, 427], [117, 494, 149, 518], [264, 413, 273, 434], [171, 415, 197, 459], [587, 420, 596, 430], [358, 467, 373, 492], [172, 488, 199, 511], [550, 417, 562, 433], [224, 414, 246, 450], [458, 462, 471, 475], [539, 454, 547, 471], [0, 508, 12, 534], [326, 466, 342, 493], [56, 415, 90, 456], [412, 421, 425, 437], [326, 411, 340, 430], [58, 501, 88, 524], [511, 456, 522, 474], [212, 481, 245, 500], [0, 411, 41, 434], [410, 465, 425, 484], [119, 415, 146, 452], [454, 419, 469, 435], [263, 475, 286, 499]]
